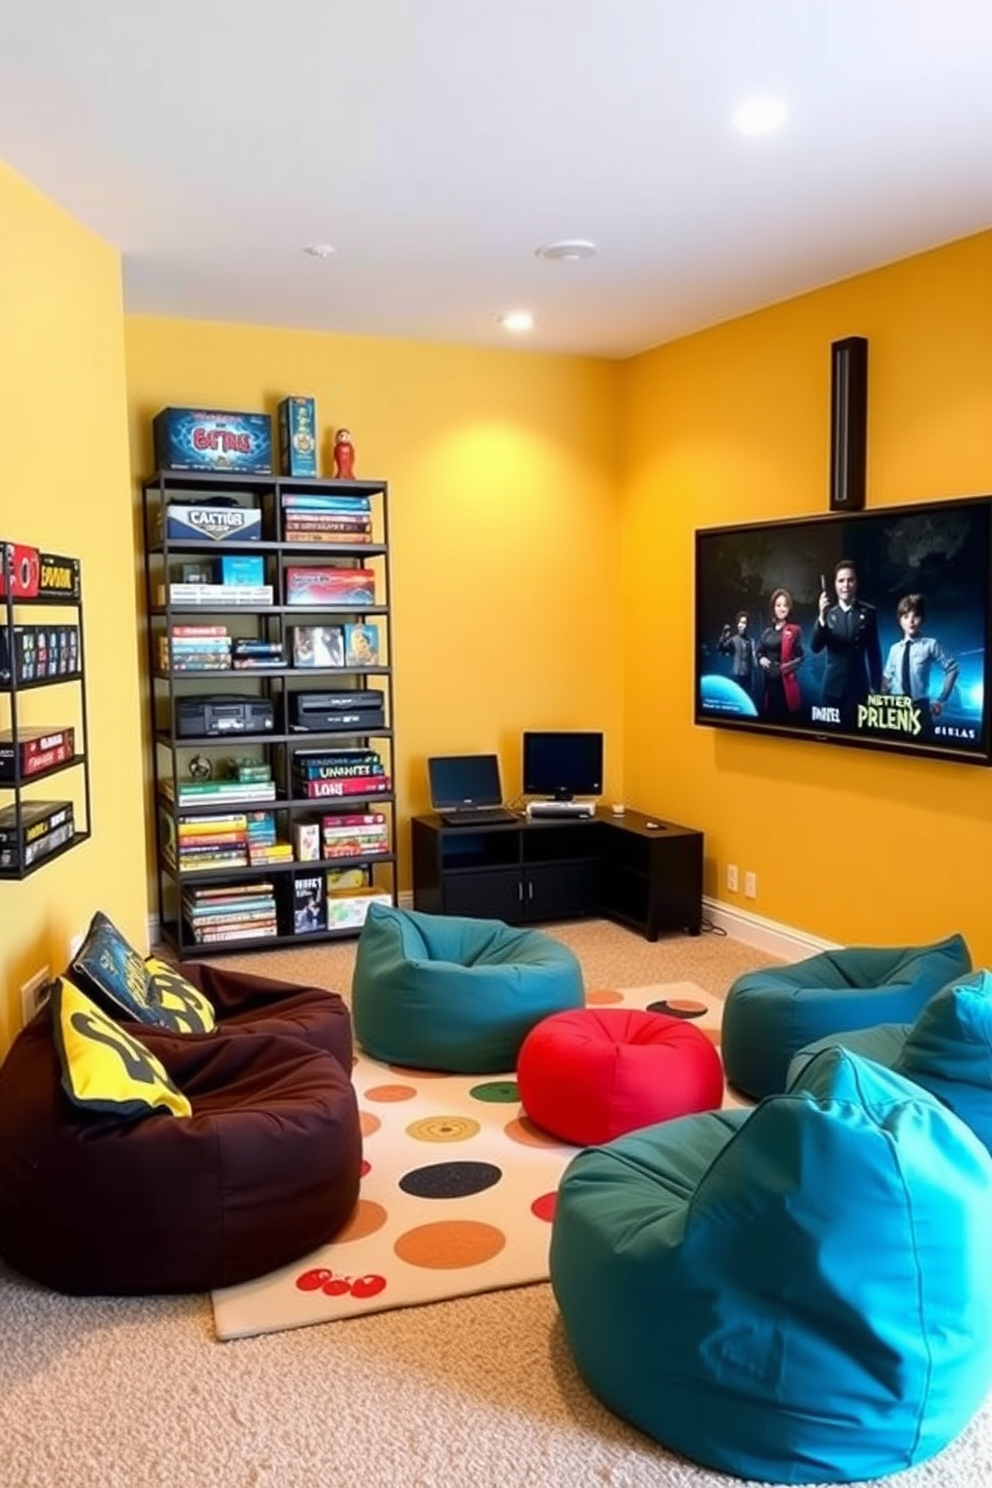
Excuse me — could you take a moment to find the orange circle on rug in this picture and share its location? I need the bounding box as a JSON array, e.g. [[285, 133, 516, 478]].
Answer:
[[394, 1220, 506, 1269], [406, 1116, 481, 1142], [359, 1111, 382, 1137], [587, 988, 624, 1004], [364, 1083, 418, 1102], [332, 1199, 389, 1243], [504, 1115, 567, 1148]]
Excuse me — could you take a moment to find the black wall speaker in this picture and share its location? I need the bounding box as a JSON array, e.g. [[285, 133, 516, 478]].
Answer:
[[829, 335, 868, 512]]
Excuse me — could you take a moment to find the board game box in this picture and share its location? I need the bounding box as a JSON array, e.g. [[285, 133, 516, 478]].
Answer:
[[153, 408, 273, 474]]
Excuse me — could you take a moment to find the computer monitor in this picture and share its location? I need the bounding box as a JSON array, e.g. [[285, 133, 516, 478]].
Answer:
[[522, 731, 604, 801], [427, 753, 504, 810]]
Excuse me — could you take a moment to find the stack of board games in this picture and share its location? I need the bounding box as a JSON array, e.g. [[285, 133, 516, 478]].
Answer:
[[158, 625, 232, 671], [0, 800, 75, 871], [246, 810, 292, 866], [281, 491, 372, 542], [181, 882, 278, 944], [321, 811, 389, 859], [291, 748, 390, 800], [231, 637, 286, 669]]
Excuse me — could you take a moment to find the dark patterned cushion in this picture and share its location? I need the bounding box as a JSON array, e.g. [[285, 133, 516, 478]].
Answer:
[[70, 911, 215, 1033]]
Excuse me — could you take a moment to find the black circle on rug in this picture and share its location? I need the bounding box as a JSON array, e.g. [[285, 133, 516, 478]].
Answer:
[[399, 1161, 503, 1199], [646, 998, 707, 1019]]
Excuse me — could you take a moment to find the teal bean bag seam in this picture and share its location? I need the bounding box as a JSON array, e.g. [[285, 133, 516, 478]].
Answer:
[[788, 968, 992, 1153], [722, 933, 971, 1099], [352, 903, 584, 1072]]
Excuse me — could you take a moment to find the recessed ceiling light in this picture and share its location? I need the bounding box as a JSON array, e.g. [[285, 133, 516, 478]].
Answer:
[[536, 239, 598, 263], [733, 97, 788, 136], [303, 242, 336, 259], [497, 310, 535, 333]]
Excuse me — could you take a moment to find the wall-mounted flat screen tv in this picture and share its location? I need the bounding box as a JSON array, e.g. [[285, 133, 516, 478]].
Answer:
[[695, 495, 992, 765]]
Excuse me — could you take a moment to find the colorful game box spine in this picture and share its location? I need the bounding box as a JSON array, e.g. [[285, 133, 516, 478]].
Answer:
[[153, 408, 273, 474], [0, 726, 75, 781], [278, 396, 318, 477]]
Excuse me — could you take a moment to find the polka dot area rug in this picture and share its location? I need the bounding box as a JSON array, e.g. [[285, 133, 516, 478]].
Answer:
[[212, 981, 745, 1341]]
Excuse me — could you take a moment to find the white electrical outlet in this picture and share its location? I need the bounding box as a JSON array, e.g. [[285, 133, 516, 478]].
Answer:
[[745, 871, 757, 899], [20, 966, 51, 1027], [726, 864, 739, 892]]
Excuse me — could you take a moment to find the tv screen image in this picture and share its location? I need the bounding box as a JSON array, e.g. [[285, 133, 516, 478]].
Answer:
[[523, 731, 604, 799], [695, 495, 992, 765]]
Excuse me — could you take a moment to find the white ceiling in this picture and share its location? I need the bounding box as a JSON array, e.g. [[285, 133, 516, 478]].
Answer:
[[1, 1, 991, 360]]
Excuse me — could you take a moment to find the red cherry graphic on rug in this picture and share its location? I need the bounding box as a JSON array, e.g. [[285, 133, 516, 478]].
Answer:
[[296, 1267, 333, 1292], [322, 1275, 352, 1296], [350, 1273, 387, 1300]]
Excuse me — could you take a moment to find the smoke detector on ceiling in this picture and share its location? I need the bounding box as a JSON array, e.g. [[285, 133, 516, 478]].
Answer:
[[535, 239, 598, 263]]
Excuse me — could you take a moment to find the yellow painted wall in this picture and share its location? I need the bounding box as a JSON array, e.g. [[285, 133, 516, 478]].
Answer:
[[0, 161, 147, 1053], [622, 230, 992, 961], [123, 319, 624, 902]]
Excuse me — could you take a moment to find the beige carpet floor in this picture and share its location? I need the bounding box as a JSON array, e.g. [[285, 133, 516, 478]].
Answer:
[[2, 919, 990, 1488]]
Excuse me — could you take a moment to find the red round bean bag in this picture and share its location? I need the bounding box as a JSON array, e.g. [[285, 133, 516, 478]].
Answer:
[[517, 1007, 724, 1145]]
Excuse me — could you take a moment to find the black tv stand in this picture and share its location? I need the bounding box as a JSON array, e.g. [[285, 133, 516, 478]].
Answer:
[[411, 807, 703, 941]]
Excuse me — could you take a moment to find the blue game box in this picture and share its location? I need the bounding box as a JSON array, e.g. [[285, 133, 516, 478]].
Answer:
[[153, 408, 273, 474]]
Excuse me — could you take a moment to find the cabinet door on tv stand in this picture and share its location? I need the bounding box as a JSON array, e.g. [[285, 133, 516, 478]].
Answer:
[[442, 867, 524, 923], [524, 859, 601, 923]]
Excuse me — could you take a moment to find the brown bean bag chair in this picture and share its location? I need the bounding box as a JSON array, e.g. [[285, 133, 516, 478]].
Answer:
[[0, 1009, 361, 1295], [130, 961, 355, 1069]]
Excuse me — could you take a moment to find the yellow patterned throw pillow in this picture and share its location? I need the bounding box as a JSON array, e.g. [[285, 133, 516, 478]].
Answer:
[[51, 978, 191, 1120], [143, 958, 216, 1034]]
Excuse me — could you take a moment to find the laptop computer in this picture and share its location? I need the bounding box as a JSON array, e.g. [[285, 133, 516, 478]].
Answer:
[[427, 753, 518, 827]]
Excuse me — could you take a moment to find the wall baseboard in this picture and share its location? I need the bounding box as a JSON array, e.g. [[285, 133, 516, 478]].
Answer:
[[150, 895, 833, 961], [702, 897, 838, 959]]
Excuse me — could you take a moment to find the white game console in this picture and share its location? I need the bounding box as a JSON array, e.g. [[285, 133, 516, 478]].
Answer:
[[525, 800, 596, 820]]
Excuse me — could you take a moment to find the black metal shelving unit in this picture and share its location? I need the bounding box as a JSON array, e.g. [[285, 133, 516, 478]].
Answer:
[[140, 470, 397, 956], [0, 542, 92, 879]]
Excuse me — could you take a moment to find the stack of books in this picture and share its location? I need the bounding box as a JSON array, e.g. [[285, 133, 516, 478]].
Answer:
[[246, 809, 293, 866], [158, 624, 232, 671], [161, 774, 277, 808], [321, 811, 390, 859], [282, 492, 373, 543], [291, 748, 391, 800], [163, 812, 250, 872], [182, 882, 279, 944]]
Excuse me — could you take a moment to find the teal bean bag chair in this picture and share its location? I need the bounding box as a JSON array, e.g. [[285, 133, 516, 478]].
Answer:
[[722, 932, 971, 1099], [551, 1047, 992, 1485], [788, 967, 992, 1153], [351, 903, 584, 1072]]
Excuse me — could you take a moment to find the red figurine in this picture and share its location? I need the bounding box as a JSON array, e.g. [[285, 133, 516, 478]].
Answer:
[[333, 427, 356, 479]]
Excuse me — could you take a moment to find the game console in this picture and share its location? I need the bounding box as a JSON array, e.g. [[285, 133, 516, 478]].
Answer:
[[177, 695, 274, 737], [525, 800, 596, 820]]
